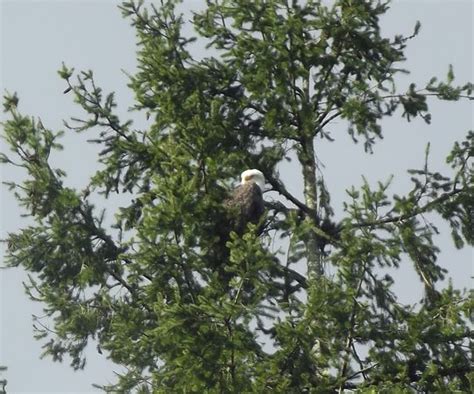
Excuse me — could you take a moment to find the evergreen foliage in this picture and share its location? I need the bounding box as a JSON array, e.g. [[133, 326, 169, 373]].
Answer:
[[1, 0, 473, 391]]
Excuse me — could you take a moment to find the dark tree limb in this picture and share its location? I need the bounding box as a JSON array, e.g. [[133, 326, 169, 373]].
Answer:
[[352, 188, 464, 229], [263, 171, 316, 216]]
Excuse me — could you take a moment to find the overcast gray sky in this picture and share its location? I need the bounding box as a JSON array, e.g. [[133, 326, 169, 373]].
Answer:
[[1, 0, 472, 392]]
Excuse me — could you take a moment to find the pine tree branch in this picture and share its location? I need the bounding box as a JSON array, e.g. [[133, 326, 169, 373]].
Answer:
[[337, 263, 367, 392], [314, 90, 473, 135], [314, 110, 343, 135], [263, 171, 316, 216], [379, 92, 474, 101], [345, 362, 379, 383], [282, 266, 307, 289], [77, 206, 137, 298], [353, 187, 464, 229], [363, 363, 472, 387]]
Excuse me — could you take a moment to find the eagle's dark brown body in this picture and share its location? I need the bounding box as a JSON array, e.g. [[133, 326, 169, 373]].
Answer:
[[224, 182, 265, 235], [210, 175, 265, 272]]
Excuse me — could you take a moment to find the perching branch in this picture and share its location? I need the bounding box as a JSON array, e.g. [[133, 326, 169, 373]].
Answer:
[[264, 171, 316, 216]]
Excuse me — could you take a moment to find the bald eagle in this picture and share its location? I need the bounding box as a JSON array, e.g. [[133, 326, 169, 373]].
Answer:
[[224, 169, 266, 235], [215, 170, 307, 294]]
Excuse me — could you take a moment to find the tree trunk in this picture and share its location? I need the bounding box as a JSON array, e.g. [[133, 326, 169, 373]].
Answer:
[[298, 135, 324, 279]]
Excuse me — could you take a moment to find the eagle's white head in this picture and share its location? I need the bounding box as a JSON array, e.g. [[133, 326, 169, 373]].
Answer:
[[241, 169, 265, 191]]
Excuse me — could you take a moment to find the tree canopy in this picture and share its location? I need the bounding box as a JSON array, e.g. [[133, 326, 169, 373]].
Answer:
[[1, 0, 473, 392]]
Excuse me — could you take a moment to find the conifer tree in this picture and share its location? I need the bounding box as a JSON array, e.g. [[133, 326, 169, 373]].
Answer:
[[1, 0, 472, 391]]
